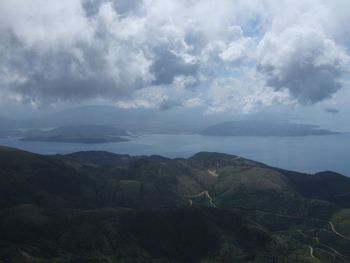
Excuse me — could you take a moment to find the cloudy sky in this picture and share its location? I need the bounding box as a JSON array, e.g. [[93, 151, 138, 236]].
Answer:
[[1, 0, 350, 127]]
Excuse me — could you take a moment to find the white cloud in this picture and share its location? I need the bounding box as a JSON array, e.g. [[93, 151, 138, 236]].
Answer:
[[0, 0, 349, 114], [257, 26, 349, 104], [0, 0, 93, 49], [204, 72, 291, 114]]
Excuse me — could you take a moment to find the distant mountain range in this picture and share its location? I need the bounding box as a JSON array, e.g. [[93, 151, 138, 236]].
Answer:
[[0, 105, 221, 134], [200, 121, 344, 137], [1, 106, 345, 137], [1, 146, 350, 262], [19, 125, 130, 144], [0, 125, 130, 144]]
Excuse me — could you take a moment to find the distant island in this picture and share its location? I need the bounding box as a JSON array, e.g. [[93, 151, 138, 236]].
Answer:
[[200, 121, 345, 137], [19, 125, 130, 144]]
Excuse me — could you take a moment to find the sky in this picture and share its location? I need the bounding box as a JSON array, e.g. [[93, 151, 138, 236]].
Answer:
[[1, 0, 350, 130]]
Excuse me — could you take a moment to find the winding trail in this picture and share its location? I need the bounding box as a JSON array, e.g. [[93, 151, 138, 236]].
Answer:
[[298, 230, 348, 260], [313, 236, 345, 258], [328, 221, 350, 241], [309, 246, 318, 261], [232, 205, 350, 243], [186, 191, 217, 208], [185, 194, 350, 261]]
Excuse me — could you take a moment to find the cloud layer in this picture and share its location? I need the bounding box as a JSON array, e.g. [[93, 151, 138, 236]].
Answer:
[[257, 27, 349, 104], [0, 0, 349, 112]]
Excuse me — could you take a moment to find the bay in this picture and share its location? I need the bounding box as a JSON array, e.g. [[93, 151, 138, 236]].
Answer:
[[0, 134, 349, 176]]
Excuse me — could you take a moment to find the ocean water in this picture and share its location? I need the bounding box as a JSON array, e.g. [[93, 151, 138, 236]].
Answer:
[[0, 134, 349, 176]]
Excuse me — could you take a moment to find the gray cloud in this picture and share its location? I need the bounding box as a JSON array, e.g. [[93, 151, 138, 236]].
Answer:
[[325, 108, 340, 114], [1, 36, 150, 102], [113, 0, 143, 15], [151, 49, 199, 86], [158, 99, 181, 111], [257, 27, 349, 104], [83, 0, 143, 17], [82, 0, 104, 17], [0, 0, 154, 103], [0, 0, 350, 113], [0, 0, 207, 105]]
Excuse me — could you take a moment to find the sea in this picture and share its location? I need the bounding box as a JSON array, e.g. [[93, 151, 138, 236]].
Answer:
[[0, 134, 349, 176]]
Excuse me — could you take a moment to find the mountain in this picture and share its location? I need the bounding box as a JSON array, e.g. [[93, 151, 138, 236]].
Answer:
[[1, 146, 350, 262], [1, 105, 221, 134], [43, 105, 227, 134], [18, 125, 130, 144], [200, 121, 343, 137]]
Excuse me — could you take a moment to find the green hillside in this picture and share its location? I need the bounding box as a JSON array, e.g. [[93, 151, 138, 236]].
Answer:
[[1, 146, 350, 262]]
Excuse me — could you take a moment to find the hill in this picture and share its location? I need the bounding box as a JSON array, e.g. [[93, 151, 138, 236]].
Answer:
[[200, 121, 343, 137], [18, 125, 130, 144], [1, 146, 350, 262]]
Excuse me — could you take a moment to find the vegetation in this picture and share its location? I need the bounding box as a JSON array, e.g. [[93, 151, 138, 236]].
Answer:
[[1, 146, 350, 262]]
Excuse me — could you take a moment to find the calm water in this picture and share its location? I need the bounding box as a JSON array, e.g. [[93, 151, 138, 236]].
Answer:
[[0, 134, 349, 176]]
